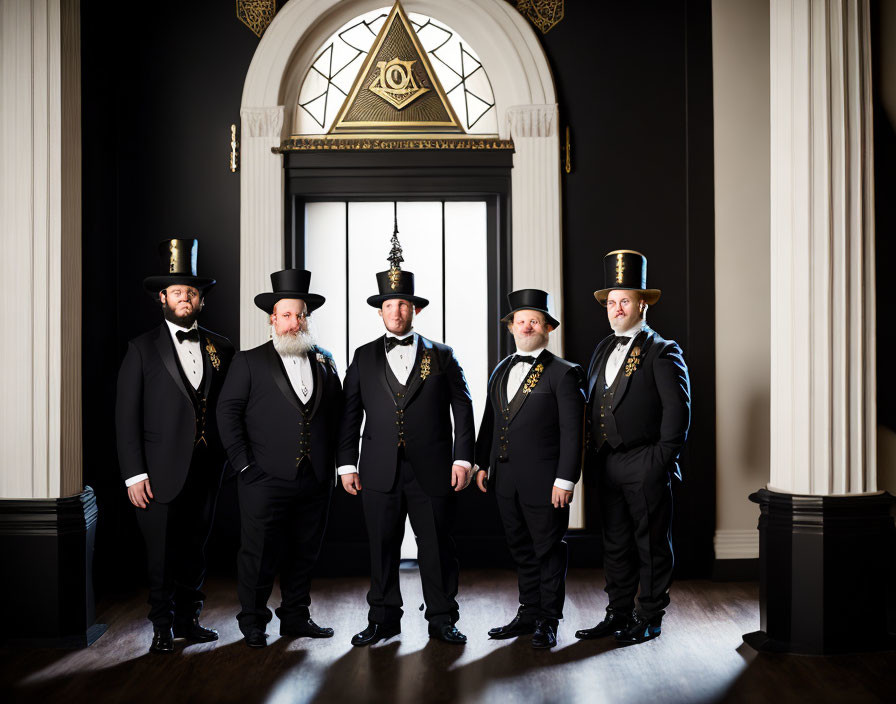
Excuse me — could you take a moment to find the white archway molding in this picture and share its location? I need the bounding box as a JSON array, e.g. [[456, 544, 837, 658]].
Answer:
[[240, 0, 563, 353]]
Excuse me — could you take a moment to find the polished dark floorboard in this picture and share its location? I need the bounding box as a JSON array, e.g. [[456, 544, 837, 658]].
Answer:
[[2, 569, 894, 704]]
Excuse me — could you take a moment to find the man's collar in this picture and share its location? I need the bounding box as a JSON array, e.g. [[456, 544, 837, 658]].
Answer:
[[386, 328, 415, 340], [513, 345, 546, 359], [165, 319, 198, 335]]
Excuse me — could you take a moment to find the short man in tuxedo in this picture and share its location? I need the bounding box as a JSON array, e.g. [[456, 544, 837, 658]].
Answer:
[[337, 250, 475, 646], [575, 250, 690, 644], [217, 269, 343, 648], [116, 239, 234, 654], [474, 289, 585, 649]]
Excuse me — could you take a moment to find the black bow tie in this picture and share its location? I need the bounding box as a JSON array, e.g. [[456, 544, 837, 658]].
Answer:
[[613, 336, 632, 347], [385, 336, 414, 352], [513, 354, 537, 365], [176, 328, 200, 343]]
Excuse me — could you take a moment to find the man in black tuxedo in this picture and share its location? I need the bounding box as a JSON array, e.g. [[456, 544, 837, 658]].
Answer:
[[116, 239, 234, 654], [337, 253, 476, 646], [575, 250, 690, 644], [474, 289, 585, 649], [217, 269, 342, 648]]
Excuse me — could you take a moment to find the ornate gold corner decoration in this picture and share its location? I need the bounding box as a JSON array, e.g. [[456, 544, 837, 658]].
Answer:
[[237, 0, 276, 38], [275, 135, 514, 152], [329, 1, 463, 133], [514, 0, 565, 35]]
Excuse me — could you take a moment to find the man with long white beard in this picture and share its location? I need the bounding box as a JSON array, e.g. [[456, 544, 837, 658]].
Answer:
[[575, 250, 690, 645], [116, 238, 234, 654], [217, 269, 344, 648], [473, 289, 585, 649]]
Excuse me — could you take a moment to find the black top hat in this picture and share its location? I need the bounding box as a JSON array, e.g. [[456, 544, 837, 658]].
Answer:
[[500, 288, 560, 329], [143, 238, 216, 295], [366, 216, 429, 309], [367, 270, 430, 309], [254, 269, 326, 314], [594, 250, 661, 306]]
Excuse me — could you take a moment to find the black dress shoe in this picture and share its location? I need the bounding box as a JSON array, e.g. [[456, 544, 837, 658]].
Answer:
[[173, 618, 219, 643], [428, 623, 467, 644], [531, 620, 557, 649], [575, 607, 631, 640], [280, 618, 334, 638], [149, 627, 174, 654], [244, 629, 268, 648], [351, 622, 400, 647], [488, 614, 537, 640], [615, 611, 662, 644]]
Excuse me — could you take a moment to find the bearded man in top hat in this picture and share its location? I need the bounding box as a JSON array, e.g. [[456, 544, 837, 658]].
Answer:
[[574, 250, 690, 645], [115, 238, 235, 654], [337, 232, 476, 647], [474, 289, 586, 649], [217, 269, 343, 648]]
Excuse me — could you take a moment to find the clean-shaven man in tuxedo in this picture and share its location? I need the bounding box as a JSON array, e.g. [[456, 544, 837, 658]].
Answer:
[[474, 289, 585, 649], [575, 250, 690, 644], [217, 269, 343, 648], [337, 249, 475, 646], [116, 239, 234, 654]]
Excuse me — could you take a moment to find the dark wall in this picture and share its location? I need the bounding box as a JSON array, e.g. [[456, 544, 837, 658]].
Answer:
[[82, 0, 716, 595]]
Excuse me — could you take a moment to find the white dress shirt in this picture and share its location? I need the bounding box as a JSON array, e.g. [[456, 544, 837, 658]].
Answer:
[[337, 330, 471, 476], [604, 321, 646, 387], [125, 320, 203, 488], [279, 350, 314, 404]]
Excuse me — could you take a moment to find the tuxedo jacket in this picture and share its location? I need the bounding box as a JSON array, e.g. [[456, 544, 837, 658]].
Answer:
[[336, 334, 475, 497], [585, 325, 691, 479], [115, 323, 235, 504], [474, 350, 586, 504], [216, 342, 344, 485]]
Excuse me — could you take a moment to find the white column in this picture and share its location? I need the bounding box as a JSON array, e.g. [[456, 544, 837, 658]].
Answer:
[[769, 0, 876, 495], [506, 104, 563, 355], [239, 106, 285, 350], [0, 0, 81, 500]]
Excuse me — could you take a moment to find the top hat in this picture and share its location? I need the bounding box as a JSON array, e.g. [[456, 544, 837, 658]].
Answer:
[[500, 288, 560, 329], [593, 250, 661, 306], [254, 269, 326, 314], [143, 238, 216, 295], [366, 216, 429, 309]]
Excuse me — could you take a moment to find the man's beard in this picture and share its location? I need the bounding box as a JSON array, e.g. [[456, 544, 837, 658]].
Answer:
[[514, 331, 549, 352], [162, 301, 201, 329], [272, 327, 316, 356], [610, 313, 641, 334]]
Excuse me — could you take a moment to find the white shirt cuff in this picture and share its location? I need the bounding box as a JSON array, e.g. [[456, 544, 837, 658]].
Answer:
[[337, 465, 358, 476], [453, 460, 472, 470], [553, 478, 575, 492], [125, 473, 149, 487]]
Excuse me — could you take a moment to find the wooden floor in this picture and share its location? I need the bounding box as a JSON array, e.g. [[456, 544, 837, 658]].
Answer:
[[2, 569, 895, 704]]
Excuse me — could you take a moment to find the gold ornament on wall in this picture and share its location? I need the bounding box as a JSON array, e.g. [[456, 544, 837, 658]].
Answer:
[[513, 0, 565, 35], [237, 0, 277, 38]]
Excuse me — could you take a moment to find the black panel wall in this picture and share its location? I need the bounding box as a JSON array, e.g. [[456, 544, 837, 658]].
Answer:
[[81, 0, 717, 598]]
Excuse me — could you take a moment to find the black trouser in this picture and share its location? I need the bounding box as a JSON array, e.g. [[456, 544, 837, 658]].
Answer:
[[134, 449, 220, 629], [361, 456, 459, 627], [236, 464, 331, 634], [597, 444, 674, 619], [495, 483, 569, 623]]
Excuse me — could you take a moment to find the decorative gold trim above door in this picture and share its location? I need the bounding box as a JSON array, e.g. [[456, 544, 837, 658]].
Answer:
[[276, 135, 513, 152]]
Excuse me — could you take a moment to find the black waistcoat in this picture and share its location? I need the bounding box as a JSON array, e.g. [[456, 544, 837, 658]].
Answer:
[[592, 347, 626, 450], [272, 352, 314, 468], [384, 355, 412, 447], [169, 334, 208, 446]]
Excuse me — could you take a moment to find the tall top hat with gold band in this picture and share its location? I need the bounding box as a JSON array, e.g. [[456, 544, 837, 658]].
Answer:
[[143, 238, 216, 295], [366, 214, 429, 309], [501, 288, 560, 329], [594, 250, 661, 306], [254, 269, 326, 314]]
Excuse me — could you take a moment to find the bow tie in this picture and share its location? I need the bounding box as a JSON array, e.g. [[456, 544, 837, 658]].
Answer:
[[176, 328, 200, 343], [385, 336, 414, 352], [613, 336, 632, 347], [513, 354, 537, 365]]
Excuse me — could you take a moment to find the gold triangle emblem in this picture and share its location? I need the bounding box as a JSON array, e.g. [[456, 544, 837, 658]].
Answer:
[[329, 1, 464, 133]]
